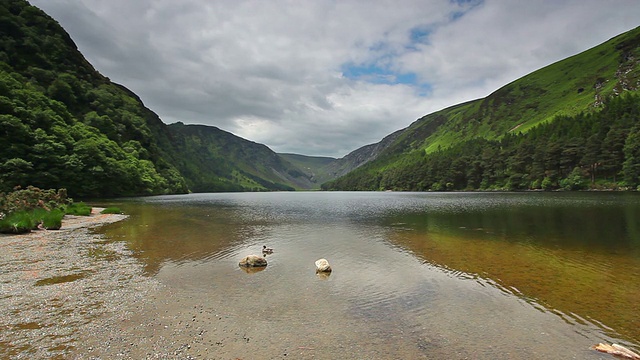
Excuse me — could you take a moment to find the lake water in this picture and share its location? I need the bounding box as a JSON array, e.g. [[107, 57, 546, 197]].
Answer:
[[101, 191, 640, 359]]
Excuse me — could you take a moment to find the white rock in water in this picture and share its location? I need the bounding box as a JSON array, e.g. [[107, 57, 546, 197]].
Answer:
[[239, 254, 267, 267], [315, 258, 332, 272]]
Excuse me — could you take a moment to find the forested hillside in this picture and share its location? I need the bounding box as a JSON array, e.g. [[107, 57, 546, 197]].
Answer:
[[325, 94, 640, 191], [4, 0, 639, 197], [324, 26, 640, 191], [0, 0, 310, 197]]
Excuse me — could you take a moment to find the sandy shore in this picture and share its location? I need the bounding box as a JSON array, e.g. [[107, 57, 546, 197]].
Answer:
[[0, 208, 161, 359]]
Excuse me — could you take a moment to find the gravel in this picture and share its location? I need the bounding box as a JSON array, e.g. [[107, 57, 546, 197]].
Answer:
[[0, 209, 161, 359]]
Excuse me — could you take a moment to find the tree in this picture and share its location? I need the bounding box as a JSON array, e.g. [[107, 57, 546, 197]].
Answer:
[[0, 158, 33, 191], [600, 125, 627, 182], [623, 125, 640, 188]]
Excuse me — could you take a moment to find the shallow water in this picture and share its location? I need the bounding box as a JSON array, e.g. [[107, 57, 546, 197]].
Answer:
[[101, 191, 640, 358]]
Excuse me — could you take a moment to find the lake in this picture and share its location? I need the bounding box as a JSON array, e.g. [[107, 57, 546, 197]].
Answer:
[[99, 191, 640, 359]]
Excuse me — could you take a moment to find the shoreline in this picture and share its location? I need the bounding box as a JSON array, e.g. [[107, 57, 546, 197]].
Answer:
[[1, 207, 289, 359], [0, 208, 161, 359], [0, 204, 626, 359]]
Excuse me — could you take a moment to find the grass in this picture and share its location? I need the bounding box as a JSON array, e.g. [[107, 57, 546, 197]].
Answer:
[[100, 207, 122, 214], [414, 29, 637, 155], [29, 208, 49, 229], [42, 209, 64, 230], [65, 202, 92, 216], [0, 211, 34, 234], [0, 208, 65, 233]]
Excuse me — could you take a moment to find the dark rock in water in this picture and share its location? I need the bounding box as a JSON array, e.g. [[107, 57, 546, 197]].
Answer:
[[315, 258, 332, 272], [239, 255, 267, 267]]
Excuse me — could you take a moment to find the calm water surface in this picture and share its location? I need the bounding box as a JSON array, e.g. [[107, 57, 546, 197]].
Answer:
[[102, 191, 640, 358]]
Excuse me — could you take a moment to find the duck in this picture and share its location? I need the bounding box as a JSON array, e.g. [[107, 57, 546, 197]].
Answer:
[[262, 245, 274, 255]]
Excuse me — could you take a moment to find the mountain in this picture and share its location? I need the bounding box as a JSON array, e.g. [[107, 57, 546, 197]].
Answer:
[[277, 153, 336, 187], [5, 0, 639, 196], [278, 129, 405, 187], [318, 129, 405, 177], [324, 26, 640, 191], [167, 123, 313, 192], [0, 0, 313, 197]]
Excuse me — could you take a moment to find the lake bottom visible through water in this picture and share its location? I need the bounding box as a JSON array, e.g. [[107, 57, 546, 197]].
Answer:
[[82, 192, 640, 359]]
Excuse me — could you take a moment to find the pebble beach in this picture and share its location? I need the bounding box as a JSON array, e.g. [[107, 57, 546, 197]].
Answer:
[[0, 209, 281, 360], [0, 209, 161, 359]]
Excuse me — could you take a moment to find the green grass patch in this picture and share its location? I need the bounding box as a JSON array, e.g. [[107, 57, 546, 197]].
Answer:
[[29, 208, 49, 229], [100, 207, 122, 214], [42, 209, 64, 230], [0, 211, 34, 234], [65, 202, 92, 216]]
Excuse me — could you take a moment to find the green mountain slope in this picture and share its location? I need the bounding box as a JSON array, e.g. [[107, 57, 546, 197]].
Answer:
[[168, 123, 312, 192], [418, 26, 640, 154], [279, 128, 406, 188], [278, 153, 336, 187], [324, 26, 640, 191], [0, 0, 312, 197]]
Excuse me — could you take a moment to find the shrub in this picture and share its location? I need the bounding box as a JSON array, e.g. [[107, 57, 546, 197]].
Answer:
[[29, 208, 49, 229], [0, 187, 75, 233], [100, 207, 122, 214], [0, 186, 70, 215], [42, 209, 64, 230], [560, 167, 587, 190], [0, 211, 34, 234], [65, 202, 92, 216], [530, 179, 542, 190], [541, 177, 555, 191]]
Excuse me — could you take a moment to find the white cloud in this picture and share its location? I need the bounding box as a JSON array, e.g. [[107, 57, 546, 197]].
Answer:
[[30, 0, 640, 157]]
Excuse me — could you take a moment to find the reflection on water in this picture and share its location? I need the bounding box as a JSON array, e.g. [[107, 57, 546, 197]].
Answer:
[[382, 193, 640, 345], [100, 191, 640, 357]]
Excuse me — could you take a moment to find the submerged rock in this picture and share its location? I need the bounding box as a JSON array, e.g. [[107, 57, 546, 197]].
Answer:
[[315, 258, 332, 272], [239, 255, 267, 267], [239, 265, 267, 274]]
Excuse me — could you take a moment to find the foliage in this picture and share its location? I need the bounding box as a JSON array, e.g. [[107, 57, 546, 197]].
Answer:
[[0, 1, 309, 196], [41, 208, 63, 229], [0, 185, 69, 214], [65, 202, 91, 216], [29, 207, 48, 228], [0, 1, 188, 197], [0, 186, 69, 232], [26, 206, 63, 230], [0, 210, 33, 234], [411, 26, 640, 155], [324, 94, 640, 191], [3, 1, 640, 196], [324, 26, 640, 192]]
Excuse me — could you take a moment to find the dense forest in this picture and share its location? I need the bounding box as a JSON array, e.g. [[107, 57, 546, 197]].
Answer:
[[323, 94, 640, 191], [0, 1, 187, 197], [0, 0, 313, 198]]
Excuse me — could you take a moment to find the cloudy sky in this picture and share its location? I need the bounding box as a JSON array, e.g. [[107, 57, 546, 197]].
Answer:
[[30, 0, 640, 158]]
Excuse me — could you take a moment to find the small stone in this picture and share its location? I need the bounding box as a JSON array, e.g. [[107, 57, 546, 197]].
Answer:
[[315, 258, 332, 272]]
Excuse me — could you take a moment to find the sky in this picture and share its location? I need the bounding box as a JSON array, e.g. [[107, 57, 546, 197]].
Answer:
[[30, 0, 640, 158]]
